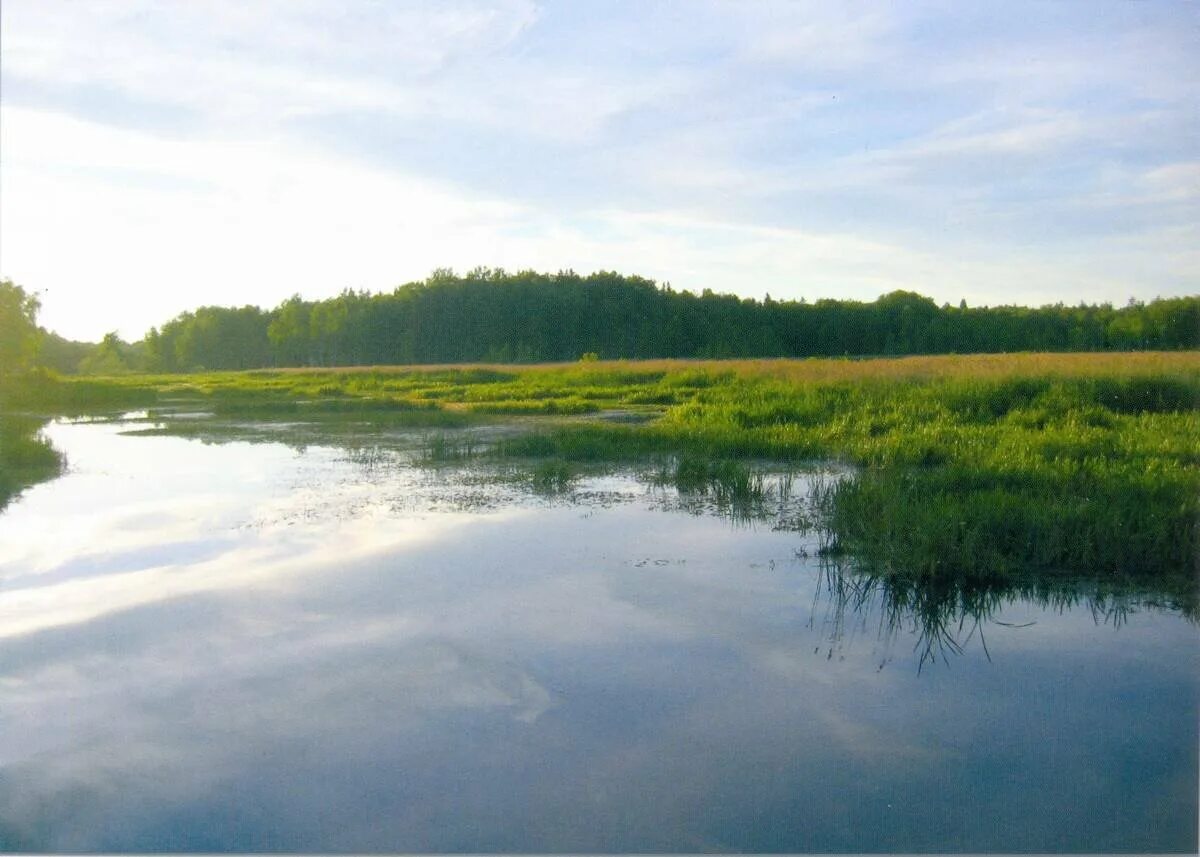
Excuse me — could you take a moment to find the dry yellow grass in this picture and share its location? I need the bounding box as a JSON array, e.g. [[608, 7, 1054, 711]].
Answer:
[[267, 351, 1200, 382]]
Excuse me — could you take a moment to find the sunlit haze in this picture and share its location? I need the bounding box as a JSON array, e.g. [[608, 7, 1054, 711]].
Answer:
[[2, 1, 1197, 341]]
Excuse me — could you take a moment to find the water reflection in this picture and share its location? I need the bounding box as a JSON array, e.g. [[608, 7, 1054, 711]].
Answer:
[[0, 415, 62, 513], [809, 562, 1197, 672], [0, 417, 1195, 852]]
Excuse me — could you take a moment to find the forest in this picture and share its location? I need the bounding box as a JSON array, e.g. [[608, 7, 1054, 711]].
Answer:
[[4, 272, 1196, 375]]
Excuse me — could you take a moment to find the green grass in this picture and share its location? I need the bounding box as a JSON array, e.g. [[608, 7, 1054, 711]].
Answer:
[[527, 459, 577, 493], [3, 353, 1197, 587], [676, 380, 1196, 581], [655, 456, 770, 505], [418, 433, 480, 463], [0, 367, 157, 414]]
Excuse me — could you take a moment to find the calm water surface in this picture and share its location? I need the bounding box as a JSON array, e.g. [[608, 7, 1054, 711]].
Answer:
[[0, 417, 1196, 852]]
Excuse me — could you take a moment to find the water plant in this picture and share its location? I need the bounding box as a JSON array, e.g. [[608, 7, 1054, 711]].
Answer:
[[527, 459, 576, 493], [419, 433, 479, 464]]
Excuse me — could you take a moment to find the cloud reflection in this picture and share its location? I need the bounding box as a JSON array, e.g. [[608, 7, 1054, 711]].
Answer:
[[0, 420, 1195, 852]]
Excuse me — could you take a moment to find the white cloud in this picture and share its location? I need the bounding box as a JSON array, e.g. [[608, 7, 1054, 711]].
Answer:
[[727, 1, 897, 69], [2, 0, 548, 142], [4, 103, 1195, 341], [1, 0, 682, 145], [2, 1, 1197, 340], [898, 112, 1088, 159], [1141, 162, 1200, 203], [1, 107, 525, 338]]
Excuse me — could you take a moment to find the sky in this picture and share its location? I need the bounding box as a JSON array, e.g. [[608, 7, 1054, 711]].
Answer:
[[1, 1, 1198, 342]]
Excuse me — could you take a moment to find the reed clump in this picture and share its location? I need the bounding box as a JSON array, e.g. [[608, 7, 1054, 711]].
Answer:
[[657, 456, 769, 505], [419, 433, 479, 463], [527, 460, 576, 493]]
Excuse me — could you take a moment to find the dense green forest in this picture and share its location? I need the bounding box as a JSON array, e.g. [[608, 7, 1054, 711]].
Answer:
[[142, 270, 1200, 371], [5, 272, 1200, 375]]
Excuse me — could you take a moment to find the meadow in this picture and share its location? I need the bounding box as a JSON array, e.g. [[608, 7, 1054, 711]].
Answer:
[[2, 352, 1197, 589]]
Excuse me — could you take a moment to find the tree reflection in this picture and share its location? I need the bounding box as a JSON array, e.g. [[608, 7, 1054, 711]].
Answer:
[[0, 415, 64, 512]]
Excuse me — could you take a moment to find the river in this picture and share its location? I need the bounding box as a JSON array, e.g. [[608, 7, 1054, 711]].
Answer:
[[0, 415, 1195, 852]]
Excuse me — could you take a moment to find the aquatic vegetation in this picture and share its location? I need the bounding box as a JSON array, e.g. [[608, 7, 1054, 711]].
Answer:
[[418, 433, 480, 464], [493, 424, 669, 461], [657, 456, 769, 504], [527, 459, 576, 493], [2, 353, 1196, 583]]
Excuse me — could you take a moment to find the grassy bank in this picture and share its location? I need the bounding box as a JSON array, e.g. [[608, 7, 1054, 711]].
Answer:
[[2, 353, 1197, 583]]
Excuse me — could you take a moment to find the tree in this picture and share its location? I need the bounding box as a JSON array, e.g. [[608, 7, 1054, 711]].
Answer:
[[0, 279, 42, 376], [78, 332, 131, 375]]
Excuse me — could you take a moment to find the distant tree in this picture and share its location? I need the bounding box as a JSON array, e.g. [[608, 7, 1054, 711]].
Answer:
[[37, 331, 95, 374], [268, 296, 313, 366], [79, 331, 131, 374], [118, 270, 1200, 371], [0, 279, 42, 375]]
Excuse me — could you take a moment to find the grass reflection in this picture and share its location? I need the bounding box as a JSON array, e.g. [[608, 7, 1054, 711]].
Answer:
[[809, 561, 1197, 672], [0, 415, 64, 511]]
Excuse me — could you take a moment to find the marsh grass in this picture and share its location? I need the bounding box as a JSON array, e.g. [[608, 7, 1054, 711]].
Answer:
[[527, 460, 576, 493], [7, 353, 1197, 582], [493, 424, 670, 461], [466, 398, 600, 415], [418, 433, 480, 464], [0, 368, 157, 414], [657, 456, 769, 505]]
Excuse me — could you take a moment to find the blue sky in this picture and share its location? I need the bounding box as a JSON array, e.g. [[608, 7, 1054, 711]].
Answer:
[[2, 1, 1197, 341]]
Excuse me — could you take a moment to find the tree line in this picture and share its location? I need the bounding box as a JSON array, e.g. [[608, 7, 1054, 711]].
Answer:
[[4, 272, 1198, 374], [1, 279, 134, 376], [141, 269, 1200, 371]]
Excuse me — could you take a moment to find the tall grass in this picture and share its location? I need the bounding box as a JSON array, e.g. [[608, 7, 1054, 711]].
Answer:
[[418, 433, 479, 463]]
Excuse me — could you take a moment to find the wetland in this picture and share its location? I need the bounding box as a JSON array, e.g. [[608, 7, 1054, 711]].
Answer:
[[0, 354, 1197, 851]]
